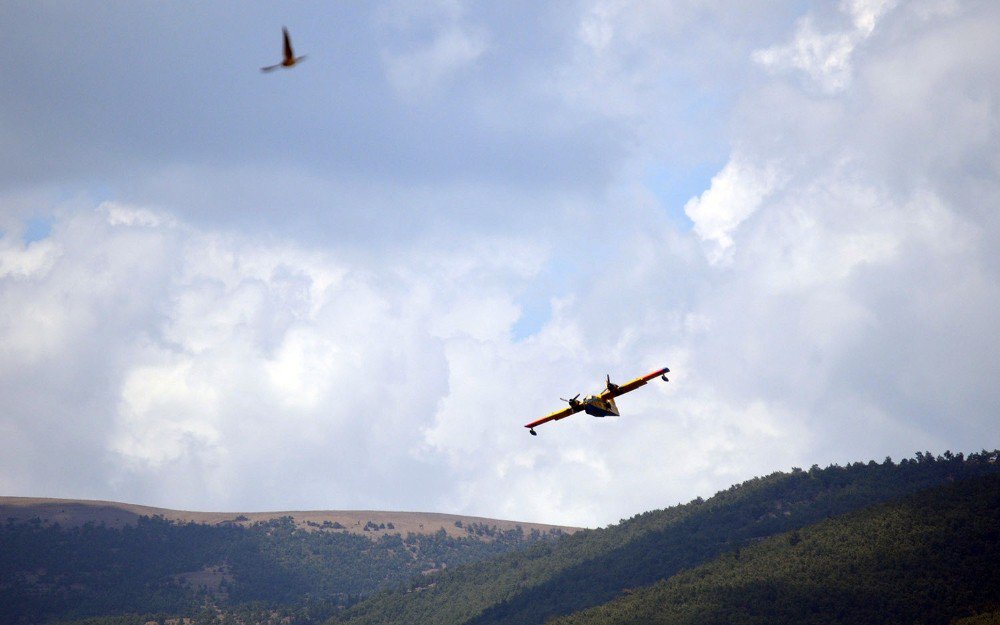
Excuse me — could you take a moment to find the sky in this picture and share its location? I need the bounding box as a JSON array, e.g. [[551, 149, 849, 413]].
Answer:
[[1, 0, 998, 528]]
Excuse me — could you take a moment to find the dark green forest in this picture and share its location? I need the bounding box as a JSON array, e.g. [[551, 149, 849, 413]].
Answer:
[[0, 513, 559, 625], [551, 473, 1000, 625], [955, 610, 1000, 625], [333, 450, 1000, 625], [3, 449, 999, 625]]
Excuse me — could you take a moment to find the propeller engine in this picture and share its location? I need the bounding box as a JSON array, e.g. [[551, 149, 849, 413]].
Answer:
[[661, 366, 670, 382], [560, 394, 581, 407], [605, 374, 619, 392]]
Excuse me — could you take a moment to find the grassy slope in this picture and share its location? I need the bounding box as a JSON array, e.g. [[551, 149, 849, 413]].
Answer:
[[0, 497, 578, 538], [333, 453, 1000, 625], [552, 474, 1000, 625]]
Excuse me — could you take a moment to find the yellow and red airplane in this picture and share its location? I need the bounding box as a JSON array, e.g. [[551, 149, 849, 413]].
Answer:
[[524, 366, 670, 435]]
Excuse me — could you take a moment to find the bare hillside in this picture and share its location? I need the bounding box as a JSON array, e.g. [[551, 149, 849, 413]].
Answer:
[[0, 496, 581, 537]]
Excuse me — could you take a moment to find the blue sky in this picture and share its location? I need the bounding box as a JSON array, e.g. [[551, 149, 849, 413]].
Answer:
[[1, 0, 998, 527]]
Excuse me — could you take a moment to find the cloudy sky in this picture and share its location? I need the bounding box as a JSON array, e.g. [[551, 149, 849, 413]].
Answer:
[[1, 0, 998, 528]]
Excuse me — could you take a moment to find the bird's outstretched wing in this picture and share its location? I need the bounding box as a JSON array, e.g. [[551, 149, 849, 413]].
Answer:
[[283, 27, 295, 63], [260, 63, 281, 72]]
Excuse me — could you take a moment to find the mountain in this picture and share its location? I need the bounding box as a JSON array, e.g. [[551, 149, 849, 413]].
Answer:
[[550, 473, 1000, 625], [0, 497, 576, 539], [0, 500, 575, 625], [3, 450, 998, 625], [332, 450, 1000, 625]]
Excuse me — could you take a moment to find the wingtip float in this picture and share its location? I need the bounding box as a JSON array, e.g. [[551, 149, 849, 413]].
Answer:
[[525, 366, 670, 435]]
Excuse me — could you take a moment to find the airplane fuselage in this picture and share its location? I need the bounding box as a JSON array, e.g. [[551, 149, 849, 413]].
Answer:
[[524, 365, 669, 434], [582, 395, 619, 417]]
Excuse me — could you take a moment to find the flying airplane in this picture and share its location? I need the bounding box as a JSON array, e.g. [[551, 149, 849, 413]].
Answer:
[[261, 27, 307, 72], [524, 366, 670, 435]]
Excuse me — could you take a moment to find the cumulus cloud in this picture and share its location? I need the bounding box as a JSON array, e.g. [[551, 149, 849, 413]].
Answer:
[[752, 0, 898, 92], [683, 157, 785, 263], [678, 2, 1000, 474], [0, 204, 514, 509], [2, 1, 1000, 528], [0, 199, 818, 525], [382, 26, 487, 99], [378, 0, 489, 101]]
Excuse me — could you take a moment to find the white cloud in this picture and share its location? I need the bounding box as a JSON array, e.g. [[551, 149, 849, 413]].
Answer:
[[103, 202, 175, 229], [0, 204, 548, 513], [114, 357, 224, 469], [380, 1, 487, 99], [683, 157, 785, 263], [2, 1, 1000, 529], [383, 28, 487, 99], [0, 236, 59, 279], [753, 0, 897, 93], [557, 0, 689, 119]]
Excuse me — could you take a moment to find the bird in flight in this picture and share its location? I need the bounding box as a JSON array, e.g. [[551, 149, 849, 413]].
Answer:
[[261, 27, 306, 72]]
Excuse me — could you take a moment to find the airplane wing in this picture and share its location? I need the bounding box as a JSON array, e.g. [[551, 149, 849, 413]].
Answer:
[[525, 365, 669, 434], [599, 366, 670, 399], [524, 404, 579, 432]]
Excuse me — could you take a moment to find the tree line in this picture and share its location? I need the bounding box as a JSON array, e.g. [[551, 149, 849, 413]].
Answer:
[[333, 450, 1000, 625], [0, 511, 560, 624]]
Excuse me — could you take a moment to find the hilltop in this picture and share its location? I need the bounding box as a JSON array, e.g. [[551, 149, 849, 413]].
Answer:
[[3, 449, 998, 625], [0, 497, 578, 538], [551, 473, 1000, 625], [334, 449, 1000, 625], [0, 499, 574, 624]]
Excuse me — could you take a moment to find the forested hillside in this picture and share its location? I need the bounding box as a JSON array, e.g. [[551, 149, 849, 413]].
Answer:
[[551, 473, 1000, 625], [4, 450, 997, 625], [333, 450, 1000, 625], [0, 513, 562, 625], [955, 610, 1000, 625]]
